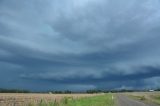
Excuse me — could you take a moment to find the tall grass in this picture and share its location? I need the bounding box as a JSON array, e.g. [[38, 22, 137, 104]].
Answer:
[[29, 94, 114, 106]]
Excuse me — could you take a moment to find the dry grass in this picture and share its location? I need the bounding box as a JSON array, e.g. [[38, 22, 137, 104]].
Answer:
[[0, 93, 101, 106]]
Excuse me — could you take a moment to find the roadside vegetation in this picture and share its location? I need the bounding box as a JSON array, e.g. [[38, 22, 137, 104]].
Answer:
[[128, 92, 160, 105], [151, 95, 160, 105], [129, 95, 146, 101]]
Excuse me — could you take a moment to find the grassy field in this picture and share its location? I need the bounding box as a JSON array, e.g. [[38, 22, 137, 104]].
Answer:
[[127, 92, 160, 105], [36, 94, 114, 106], [0, 93, 115, 106]]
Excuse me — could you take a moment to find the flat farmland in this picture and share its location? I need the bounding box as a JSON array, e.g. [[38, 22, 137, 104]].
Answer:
[[0, 93, 114, 106]]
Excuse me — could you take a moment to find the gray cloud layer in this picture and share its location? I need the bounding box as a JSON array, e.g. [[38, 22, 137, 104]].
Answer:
[[0, 0, 160, 91]]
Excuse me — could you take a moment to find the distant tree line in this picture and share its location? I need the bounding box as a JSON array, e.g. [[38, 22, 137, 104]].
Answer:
[[0, 88, 30, 93], [0, 88, 159, 93], [85, 89, 135, 93], [85, 88, 160, 93], [50, 90, 72, 94], [155, 88, 160, 91], [86, 89, 103, 94]]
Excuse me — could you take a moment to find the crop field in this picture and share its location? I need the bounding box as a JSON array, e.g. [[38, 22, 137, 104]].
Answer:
[[0, 93, 114, 106], [126, 92, 160, 105]]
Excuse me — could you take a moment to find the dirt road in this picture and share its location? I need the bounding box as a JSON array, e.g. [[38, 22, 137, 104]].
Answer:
[[116, 94, 156, 106]]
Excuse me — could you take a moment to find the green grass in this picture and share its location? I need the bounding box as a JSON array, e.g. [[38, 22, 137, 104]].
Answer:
[[66, 94, 114, 106], [30, 94, 115, 106]]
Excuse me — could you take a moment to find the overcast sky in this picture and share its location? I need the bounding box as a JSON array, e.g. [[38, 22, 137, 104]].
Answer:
[[0, 0, 160, 91]]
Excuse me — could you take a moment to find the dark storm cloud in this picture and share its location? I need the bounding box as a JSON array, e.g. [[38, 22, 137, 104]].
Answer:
[[20, 65, 160, 85], [0, 0, 160, 91]]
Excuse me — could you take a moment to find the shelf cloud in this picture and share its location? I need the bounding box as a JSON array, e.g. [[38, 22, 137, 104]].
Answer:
[[0, 0, 160, 91]]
